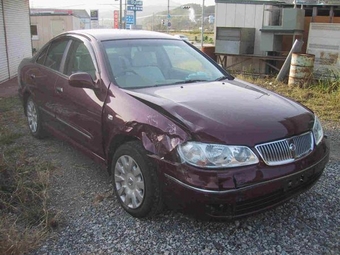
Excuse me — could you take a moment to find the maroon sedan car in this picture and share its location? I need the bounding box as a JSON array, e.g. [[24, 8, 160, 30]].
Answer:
[[18, 29, 329, 219]]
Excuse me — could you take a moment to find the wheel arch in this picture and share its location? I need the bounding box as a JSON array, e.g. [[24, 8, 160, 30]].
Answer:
[[22, 91, 31, 116], [107, 134, 139, 175]]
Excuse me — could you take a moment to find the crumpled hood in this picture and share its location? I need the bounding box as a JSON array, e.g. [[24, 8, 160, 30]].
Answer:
[[125, 79, 314, 146]]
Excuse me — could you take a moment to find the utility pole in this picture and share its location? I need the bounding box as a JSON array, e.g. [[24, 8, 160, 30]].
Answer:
[[167, 0, 169, 33], [201, 0, 205, 49], [152, 13, 154, 31], [119, 0, 122, 29], [124, 0, 127, 29]]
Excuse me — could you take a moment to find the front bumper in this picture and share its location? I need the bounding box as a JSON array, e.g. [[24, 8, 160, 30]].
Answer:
[[156, 138, 330, 219]]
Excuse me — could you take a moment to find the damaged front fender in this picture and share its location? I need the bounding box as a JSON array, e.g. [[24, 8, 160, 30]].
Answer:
[[102, 87, 190, 164]]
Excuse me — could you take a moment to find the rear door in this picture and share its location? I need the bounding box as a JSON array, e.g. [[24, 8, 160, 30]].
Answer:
[[24, 38, 71, 125], [53, 38, 106, 158]]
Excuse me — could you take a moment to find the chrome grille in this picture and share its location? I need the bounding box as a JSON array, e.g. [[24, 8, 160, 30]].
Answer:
[[255, 132, 314, 166]]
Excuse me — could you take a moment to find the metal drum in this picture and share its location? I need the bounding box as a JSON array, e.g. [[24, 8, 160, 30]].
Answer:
[[288, 53, 315, 87]]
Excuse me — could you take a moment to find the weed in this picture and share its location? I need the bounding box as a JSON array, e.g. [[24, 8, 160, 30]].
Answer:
[[0, 97, 57, 255], [237, 75, 340, 121], [0, 216, 47, 255]]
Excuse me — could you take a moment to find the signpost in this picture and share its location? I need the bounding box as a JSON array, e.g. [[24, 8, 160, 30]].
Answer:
[[127, 6, 143, 11], [113, 10, 119, 29], [90, 10, 98, 20], [127, 0, 143, 5], [90, 10, 99, 28], [125, 15, 134, 24], [127, 0, 143, 26]]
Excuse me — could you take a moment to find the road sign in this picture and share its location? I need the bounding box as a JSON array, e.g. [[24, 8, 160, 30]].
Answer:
[[90, 10, 98, 21], [125, 15, 134, 24], [113, 10, 119, 29], [127, 5, 143, 11], [168, 21, 171, 27], [127, 0, 143, 6]]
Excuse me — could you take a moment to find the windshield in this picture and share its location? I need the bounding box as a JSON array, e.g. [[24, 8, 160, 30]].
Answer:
[[102, 39, 230, 89]]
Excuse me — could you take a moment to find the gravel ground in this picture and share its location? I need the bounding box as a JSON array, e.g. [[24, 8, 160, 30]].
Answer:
[[21, 120, 339, 255]]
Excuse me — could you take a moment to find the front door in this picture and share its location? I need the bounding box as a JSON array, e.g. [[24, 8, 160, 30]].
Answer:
[[53, 39, 106, 159]]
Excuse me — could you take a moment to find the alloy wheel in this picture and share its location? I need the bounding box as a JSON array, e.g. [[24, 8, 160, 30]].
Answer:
[[27, 99, 38, 133], [114, 155, 145, 209]]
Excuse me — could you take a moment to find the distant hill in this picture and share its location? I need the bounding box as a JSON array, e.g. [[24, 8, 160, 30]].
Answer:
[[141, 4, 215, 31], [98, 0, 181, 23], [97, 2, 215, 30]]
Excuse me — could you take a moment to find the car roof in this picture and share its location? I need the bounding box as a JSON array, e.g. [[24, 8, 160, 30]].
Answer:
[[63, 29, 178, 41]]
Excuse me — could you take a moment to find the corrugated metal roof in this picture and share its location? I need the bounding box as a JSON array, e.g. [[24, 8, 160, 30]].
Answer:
[[215, 0, 340, 5], [30, 8, 90, 19], [215, 0, 287, 4]]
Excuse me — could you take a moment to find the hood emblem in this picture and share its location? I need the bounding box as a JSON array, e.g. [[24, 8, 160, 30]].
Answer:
[[289, 142, 297, 158]]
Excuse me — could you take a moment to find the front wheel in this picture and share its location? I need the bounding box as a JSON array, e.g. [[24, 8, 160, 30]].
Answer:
[[26, 96, 45, 138], [111, 141, 163, 218]]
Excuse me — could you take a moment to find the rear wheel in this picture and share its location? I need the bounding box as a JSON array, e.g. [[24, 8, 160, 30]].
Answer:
[[111, 141, 163, 218], [26, 96, 45, 138]]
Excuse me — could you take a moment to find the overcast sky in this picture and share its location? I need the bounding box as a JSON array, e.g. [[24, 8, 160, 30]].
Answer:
[[30, 0, 216, 10]]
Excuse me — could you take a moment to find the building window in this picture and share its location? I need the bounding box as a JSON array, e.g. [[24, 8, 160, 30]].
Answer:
[[31, 25, 39, 40]]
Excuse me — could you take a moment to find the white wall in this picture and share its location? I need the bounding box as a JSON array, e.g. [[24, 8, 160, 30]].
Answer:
[[0, 0, 9, 82], [307, 23, 340, 78], [0, 0, 32, 82]]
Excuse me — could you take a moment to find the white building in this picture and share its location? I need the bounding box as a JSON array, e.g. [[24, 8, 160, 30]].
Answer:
[[30, 9, 91, 52], [0, 0, 32, 83]]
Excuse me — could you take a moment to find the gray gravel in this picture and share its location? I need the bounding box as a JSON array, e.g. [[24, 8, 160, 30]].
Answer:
[[25, 122, 339, 255]]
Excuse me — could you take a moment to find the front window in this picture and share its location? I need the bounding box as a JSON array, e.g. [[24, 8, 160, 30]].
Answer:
[[64, 41, 97, 80], [102, 39, 229, 89], [44, 40, 69, 71]]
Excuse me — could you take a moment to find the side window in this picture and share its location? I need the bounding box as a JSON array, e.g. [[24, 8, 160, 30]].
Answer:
[[64, 41, 96, 80], [36, 46, 49, 65], [44, 40, 69, 71]]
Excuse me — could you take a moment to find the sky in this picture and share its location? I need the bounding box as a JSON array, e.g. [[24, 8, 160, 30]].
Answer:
[[30, 0, 216, 10]]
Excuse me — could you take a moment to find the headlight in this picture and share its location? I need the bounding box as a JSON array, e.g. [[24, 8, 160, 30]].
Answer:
[[177, 142, 259, 168], [312, 115, 324, 145]]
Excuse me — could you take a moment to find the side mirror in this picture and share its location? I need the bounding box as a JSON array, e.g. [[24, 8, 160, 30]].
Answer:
[[69, 72, 96, 89]]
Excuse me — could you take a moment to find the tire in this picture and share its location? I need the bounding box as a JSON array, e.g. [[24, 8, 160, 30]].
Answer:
[[111, 141, 163, 218], [26, 96, 45, 139]]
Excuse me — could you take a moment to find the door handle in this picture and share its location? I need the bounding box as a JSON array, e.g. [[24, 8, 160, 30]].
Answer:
[[30, 74, 35, 79], [56, 87, 64, 93]]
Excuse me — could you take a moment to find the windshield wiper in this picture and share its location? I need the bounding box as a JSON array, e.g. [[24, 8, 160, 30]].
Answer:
[[183, 79, 209, 83], [154, 79, 209, 87], [170, 79, 209, 85], [215, 75, 230, 81]]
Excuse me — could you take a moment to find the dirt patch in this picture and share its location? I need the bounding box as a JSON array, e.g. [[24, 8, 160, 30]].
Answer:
[[0, 77, 18, 98], [323, 121, 340, 162]]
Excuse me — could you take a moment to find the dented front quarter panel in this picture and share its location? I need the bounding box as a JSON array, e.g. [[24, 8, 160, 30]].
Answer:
[[102, 84, 190, 163]]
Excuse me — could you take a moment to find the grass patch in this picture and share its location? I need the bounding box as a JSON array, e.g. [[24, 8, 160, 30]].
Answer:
[[0, 97, 57, 255], [0, 97, 21, 113], [0, 131, 23, 145], [237, 75, 340, 122]]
